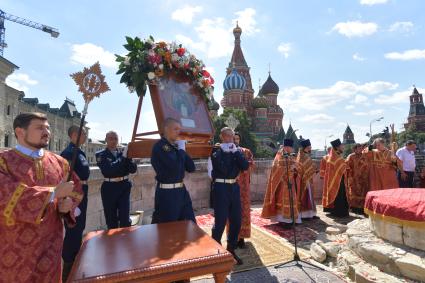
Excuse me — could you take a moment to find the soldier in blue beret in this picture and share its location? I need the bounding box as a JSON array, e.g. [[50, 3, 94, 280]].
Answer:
[[61, 126, 90, 280], [151, 117, 196, 224], [210, 127, 249, 265], [96, 131, 137, 229]]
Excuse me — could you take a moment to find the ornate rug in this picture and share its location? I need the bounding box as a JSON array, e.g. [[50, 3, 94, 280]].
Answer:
[[195, 213, 303, 274], [196, 209, 319, 245], [250, 208, 319, 244]]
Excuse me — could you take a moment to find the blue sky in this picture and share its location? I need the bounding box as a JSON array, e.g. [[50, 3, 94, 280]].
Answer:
[[2, 0, 424, 149]]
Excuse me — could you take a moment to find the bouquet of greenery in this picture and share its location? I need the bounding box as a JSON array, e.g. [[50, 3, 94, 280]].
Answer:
[[116, 36, 214, 101]]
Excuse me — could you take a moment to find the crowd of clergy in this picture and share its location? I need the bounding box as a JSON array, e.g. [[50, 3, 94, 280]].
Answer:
[[0, 112, 418, 282]]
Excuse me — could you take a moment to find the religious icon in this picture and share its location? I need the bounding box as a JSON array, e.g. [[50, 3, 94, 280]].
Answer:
[[151, 72, 214, 137]]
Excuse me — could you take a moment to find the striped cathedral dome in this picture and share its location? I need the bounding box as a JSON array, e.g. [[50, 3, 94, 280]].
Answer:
[[252, 94, 269, 109], [223, 69, 246, 91]]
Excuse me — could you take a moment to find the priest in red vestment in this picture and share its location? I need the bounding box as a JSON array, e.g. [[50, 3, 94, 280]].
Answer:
[[0, 113, 83, 283], [346, 144, 369, 214], [322, 139, 349, 217], [233, 133, 254, 248], [296, 139, 318, 219], [364, 138, 402, 191], [262, 139, 301, 228]]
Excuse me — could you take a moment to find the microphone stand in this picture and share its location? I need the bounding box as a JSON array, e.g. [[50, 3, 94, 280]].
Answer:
[[275, 151, 324, 281]]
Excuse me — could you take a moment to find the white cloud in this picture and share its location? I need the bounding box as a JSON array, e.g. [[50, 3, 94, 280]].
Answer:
[[6, 73, 38, 92], [384, 49, 425, 61], [353, 53, 366, 61], [388, 21, 414, 33], [232, 8, 260, 36], [345, 105, 355, 110], [353, 109, 384, 116], [175, 8, 259, 59], [358, 81, 398, 94], [360, 0, 388, 5], [176, 18, 233, 59], [277, 43, 291, 58], [374, 88, 424, 105], [196, 18, 234, 59], [332, 21, 378, 38], [278, 80, 398, 112], [171, 5, 203, 24], [70, 43, 116, 68], [300, 114, 335, 123], [354, 94, 368, 103]]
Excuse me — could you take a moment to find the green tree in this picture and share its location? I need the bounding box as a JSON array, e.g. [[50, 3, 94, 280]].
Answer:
[[273, 127, 285, 144], [212, 108, 258, 154], [343, 144, 354, 158], [396, 129, 425, 146], [255, 145, 275, 158]]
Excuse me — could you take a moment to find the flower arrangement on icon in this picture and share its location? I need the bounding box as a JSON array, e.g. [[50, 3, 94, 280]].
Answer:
[[116, 36, 214, 102]]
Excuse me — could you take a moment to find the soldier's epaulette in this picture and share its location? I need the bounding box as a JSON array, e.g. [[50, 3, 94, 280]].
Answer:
[[211, 143, 221, 154]]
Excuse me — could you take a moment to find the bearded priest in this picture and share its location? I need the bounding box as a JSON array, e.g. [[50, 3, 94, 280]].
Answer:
[[261, 139, 301, 228], [0, 112, 83, 282], [321, 139, 349, 217], [296, 139, 318, 220]]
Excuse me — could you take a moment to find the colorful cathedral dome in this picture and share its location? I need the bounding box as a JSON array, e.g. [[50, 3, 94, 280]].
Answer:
[[260, 73, 279, 95], [252, 94, 269, 109], [223, 68, 246, 91]]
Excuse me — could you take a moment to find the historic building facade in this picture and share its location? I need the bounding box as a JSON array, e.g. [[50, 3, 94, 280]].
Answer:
[[343, 125, 355, 144], [220, 24, 284, 142], [0, 56, 89, 153], [404, 87, 425, 132]]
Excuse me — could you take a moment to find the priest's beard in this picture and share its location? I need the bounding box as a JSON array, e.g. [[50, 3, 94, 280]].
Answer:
[[24, 134, 49, 149]]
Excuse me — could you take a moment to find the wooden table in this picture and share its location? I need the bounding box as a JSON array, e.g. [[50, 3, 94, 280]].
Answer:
[[67, 221, 235, 282]]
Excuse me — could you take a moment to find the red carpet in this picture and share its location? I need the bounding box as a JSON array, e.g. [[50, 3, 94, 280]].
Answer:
[[196, 208, 317, 243]]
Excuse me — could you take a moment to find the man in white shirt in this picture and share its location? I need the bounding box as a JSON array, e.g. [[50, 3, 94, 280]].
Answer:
[[396, 140, 417, 188]]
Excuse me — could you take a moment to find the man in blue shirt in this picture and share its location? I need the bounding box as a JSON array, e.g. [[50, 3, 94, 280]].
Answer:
[[210, 127, 249, 265], [151, 117, 196, 224], [96, 131, 137, 229], [61, 126, 90, 281]]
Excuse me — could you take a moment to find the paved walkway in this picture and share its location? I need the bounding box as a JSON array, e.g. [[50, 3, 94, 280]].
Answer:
[[191, 203, 360, 282]]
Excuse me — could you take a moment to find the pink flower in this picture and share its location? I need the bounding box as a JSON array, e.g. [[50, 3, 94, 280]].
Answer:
[[148, 53, 162, 64]]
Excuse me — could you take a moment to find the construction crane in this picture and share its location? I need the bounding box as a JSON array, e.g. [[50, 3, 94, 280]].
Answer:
[[0, 9, 59, 56]]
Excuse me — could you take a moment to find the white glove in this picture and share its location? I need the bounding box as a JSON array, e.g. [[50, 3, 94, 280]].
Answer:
[[220, 143, 229, 152], [176, 140, 186, 151], [74, 207, 81, 217], [122, 145, 129, 158]]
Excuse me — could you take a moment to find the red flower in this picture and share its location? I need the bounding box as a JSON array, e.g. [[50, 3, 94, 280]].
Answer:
[[176, 48, 186, 56], [210, 76, 215, 85], [202, 70, 210, 78]]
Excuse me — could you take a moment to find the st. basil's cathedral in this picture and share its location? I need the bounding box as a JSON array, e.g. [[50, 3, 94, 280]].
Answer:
[[209, 23, 284, 143]]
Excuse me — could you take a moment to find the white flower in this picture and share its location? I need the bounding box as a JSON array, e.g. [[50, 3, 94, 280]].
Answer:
[[147, 72, 155, 80], [159, 64, 164, 70], [124, 56, 130, 66], [171, 53, 179, 62]]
